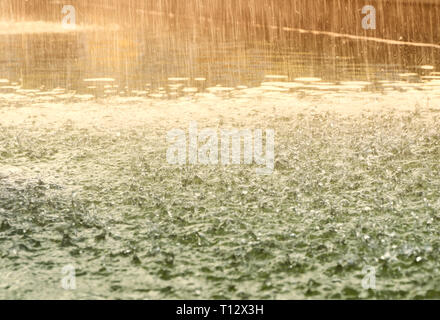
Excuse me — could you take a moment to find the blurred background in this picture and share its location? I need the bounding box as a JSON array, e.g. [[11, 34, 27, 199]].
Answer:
[[0, 0, 438, 96]]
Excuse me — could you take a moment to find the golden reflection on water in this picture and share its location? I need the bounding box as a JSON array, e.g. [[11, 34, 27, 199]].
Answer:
[[0, 1, 439, 99]]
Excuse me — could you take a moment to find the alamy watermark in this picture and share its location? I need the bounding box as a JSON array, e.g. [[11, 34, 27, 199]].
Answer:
[[166, 122, 275, 175], [61, 5, 76, 29], [61, 264, 76, 290], [362, 5, 376, 30], [361, 266, 376, 290]]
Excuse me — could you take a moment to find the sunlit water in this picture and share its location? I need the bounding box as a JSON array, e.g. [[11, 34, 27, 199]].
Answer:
[[0, 10, 439, 101], [1, 1, 440, 299]]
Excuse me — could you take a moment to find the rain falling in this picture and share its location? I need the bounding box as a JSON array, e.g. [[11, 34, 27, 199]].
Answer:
[[0, 0, 440, 300]]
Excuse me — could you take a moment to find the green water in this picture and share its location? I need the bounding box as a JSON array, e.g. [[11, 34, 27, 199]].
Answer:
[[2, 96, 440, 299]]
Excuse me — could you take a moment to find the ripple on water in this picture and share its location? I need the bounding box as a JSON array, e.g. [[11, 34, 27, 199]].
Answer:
[[74, 94, 95, 100], [182, 87, 198, 93], [294, 77, 322, 83], [3, 68, 440, 102], [168, 77, 190, 82], [260, 85, 289, 92], [265, 75, 288, 80], [305, 83, 342, 91], [340, 81, 371, 86], [206, 87, 234, 93], [424, 81, 440, 89], [260, 82, 303, 89], [420, 65, 435, 70], [422, 76, 440, 81]]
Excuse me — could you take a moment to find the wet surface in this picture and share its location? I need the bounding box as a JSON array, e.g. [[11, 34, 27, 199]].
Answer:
[[2, 92, 440, 299], [0, 13, 439, 100], [1, 2, 440, 299]]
